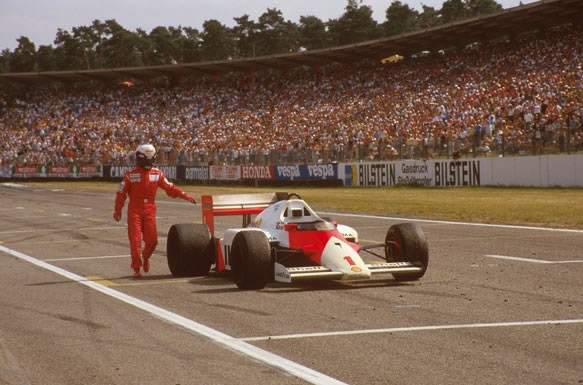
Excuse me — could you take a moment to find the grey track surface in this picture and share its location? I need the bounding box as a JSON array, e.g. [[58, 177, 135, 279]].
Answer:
[[0, 183, 581, 385]]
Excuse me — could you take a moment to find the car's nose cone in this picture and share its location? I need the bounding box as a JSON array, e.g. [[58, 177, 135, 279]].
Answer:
[[320, 236, 371, 280]]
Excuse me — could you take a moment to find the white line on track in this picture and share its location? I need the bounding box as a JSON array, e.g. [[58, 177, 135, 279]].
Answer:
[[485, 254, 583, 264], [43, 255, 130, 262], [0, 244, 346, 385], [318, 211, 583, 233], [240, 319, 583, 342], [0, 226, 125, 235]]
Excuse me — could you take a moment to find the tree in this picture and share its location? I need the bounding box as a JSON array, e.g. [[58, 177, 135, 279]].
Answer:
[[281, 21, 301, 54], [91, 20, 109, 69], [298, 15, 327, 50], [10, 36, 37, 72], [36, 45, 57, 72], [72, 25, 98, 69], [200, 19, 232, 61], [418, 5, 442, 29], [466, 0, 503, 17], [100, 20, 142, 67], [255, 8, 298, 56], [149, 26, 181, 64], [54, 28, 85, 70], [440, 0, 468, 24], [440, 0, 502, 24], [384, 1, 419, 36], [0, 49, 11, 73], [327, 0, 379, 46], [135, 28, 155, 66], [232, 14, 258, 58], [181, 27, 201, 63]]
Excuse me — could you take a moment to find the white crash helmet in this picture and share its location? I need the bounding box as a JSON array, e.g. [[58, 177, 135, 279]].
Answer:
[[136, 144, 156, 169]]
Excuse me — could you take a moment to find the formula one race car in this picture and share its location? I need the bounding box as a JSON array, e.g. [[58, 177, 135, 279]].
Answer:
[[166, 192, 428, 289]]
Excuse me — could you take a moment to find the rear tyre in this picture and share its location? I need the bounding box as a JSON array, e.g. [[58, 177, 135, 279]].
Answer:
[[167, 223, 213, 277], [385, 223, 428, 281], [231, 231, 272, 290]]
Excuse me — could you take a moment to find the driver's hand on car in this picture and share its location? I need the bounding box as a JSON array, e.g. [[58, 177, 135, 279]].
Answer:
[[183, 193, 196, 204]]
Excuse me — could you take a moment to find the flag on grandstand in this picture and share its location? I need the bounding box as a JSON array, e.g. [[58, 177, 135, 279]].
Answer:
[[381, 55, 403, 64]]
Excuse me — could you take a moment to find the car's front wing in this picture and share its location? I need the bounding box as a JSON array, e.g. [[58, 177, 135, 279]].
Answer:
[[274, 262, 422, 283]]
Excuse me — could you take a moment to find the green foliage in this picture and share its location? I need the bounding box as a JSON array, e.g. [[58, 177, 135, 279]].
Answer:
[[232, 14, 258, 58], [0, 0, 505, 73], [200, 19, 232, 61], [298, 16, 327, 50], [0, 49, 10, 72], [255, 8, 299, 56], [36, 45, 57, 71], [384, 1, 420, 36], [439, 0, 501, 23], [11, 36, 37, 72], [328, 0, 380, 46]]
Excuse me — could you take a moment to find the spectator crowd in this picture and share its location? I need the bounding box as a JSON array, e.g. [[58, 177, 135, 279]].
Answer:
[[1, 24, 582, 168]]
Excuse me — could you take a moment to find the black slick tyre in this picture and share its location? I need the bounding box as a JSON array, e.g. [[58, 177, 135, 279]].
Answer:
[[230, 231, 272, 290], [385, 223, 428, 281], [167, 223, 213, 277]]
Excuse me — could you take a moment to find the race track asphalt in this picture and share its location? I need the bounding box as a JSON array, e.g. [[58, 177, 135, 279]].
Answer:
[[0, 183, 582, 385]]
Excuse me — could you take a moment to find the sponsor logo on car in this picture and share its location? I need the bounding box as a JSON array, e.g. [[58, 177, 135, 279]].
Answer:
[[276, 271, 290, 280]]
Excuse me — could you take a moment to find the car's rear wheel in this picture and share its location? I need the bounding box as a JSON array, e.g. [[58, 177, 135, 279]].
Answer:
[[385, 223, 428, 281], [167, 223, 213, 277], [231, 231, 272, 290]]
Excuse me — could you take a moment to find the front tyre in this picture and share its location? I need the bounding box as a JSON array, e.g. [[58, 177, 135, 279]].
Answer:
[[385, 223, 428, 281], [231, 231, 272, 290], [167, 223, 213, 277]]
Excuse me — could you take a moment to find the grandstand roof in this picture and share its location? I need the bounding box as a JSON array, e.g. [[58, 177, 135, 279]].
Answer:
[[1, 0, 582, 86]]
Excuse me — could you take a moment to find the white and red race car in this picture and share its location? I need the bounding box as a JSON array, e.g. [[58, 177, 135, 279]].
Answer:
[[166, 192, 428, 289]]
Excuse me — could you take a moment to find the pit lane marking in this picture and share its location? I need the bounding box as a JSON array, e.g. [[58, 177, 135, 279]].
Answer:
[[0, 244, 346, 385], [319, 211, 583, 234], [240, 319, 583, 342], [485, 255, 583, 264]]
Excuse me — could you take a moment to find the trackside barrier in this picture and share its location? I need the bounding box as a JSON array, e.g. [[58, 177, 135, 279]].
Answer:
[[2, 155, 581, 187], [339, 154, 583, 187]]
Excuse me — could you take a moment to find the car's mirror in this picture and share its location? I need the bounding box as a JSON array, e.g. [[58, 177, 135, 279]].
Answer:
[[283, 223, 298, 231]]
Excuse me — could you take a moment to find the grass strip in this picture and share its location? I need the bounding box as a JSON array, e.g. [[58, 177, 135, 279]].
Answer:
[[15, 181, 583, 229]]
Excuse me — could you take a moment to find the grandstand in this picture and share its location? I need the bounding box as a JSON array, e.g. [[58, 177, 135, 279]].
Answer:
[[0, 0, 582, 169]]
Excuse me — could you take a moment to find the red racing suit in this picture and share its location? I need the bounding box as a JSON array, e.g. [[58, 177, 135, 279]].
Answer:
[[114, 166, 194, 270]]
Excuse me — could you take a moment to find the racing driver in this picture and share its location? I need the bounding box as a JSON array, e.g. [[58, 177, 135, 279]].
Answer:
[[114, 144, 196, 278]]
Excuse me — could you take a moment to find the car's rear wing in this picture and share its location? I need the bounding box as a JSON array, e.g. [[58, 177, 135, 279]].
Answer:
[[202, 192, 289, 237]]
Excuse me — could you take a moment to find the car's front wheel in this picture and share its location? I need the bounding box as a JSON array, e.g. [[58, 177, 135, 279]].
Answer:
[[385, 223, 428, 281]]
